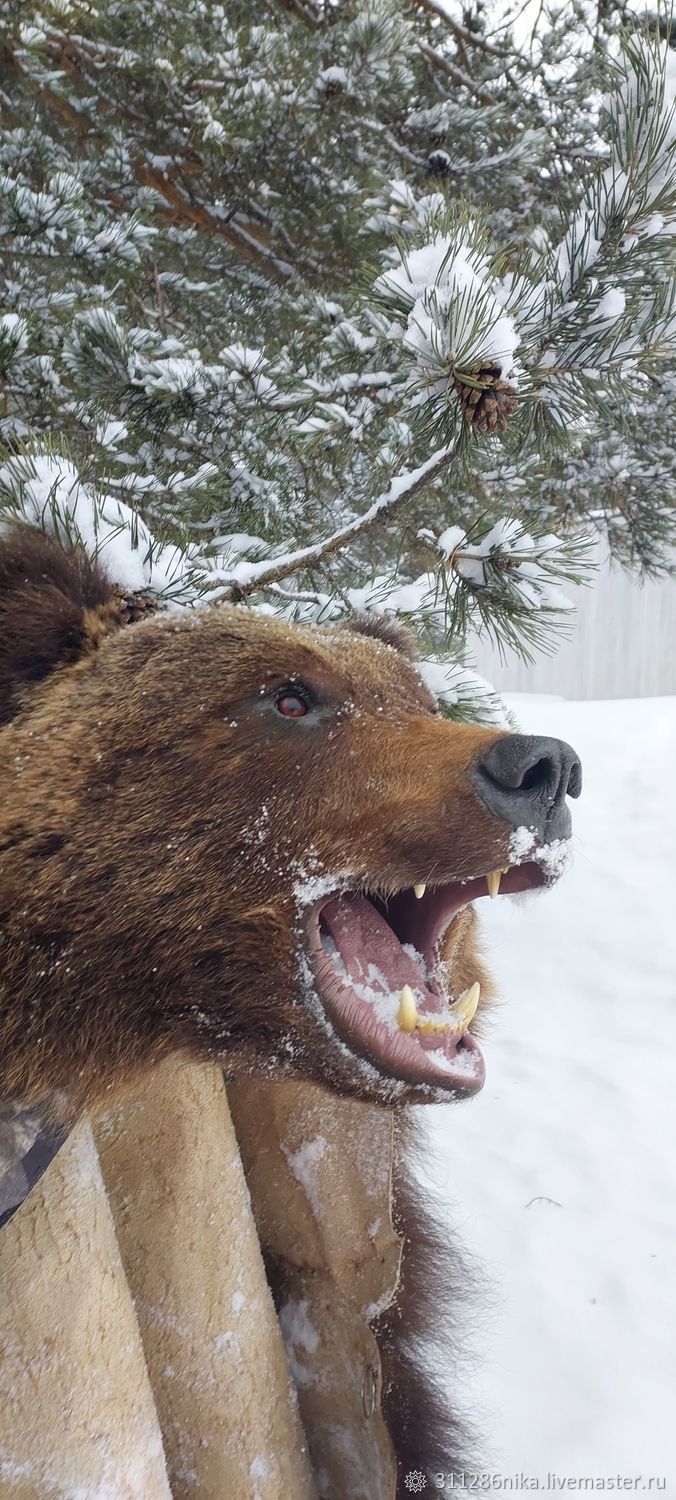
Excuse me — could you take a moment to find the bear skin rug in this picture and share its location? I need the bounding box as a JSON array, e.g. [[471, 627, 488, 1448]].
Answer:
[[0, 524, 581, 1489]]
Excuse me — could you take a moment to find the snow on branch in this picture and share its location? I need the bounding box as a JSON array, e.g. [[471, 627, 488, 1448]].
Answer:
[[373, 217, 520, 435], [5, 4, 676, 710], [418, 656, 509, 727], [217, 444, 457, 599], [366, 33, 676, 450], [437, 518, 594, 661], [0, 452, 215, 605]]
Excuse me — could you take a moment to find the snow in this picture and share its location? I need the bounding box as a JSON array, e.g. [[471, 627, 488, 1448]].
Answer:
[[318, 65, 348, 88], [338, 570, 447, 627], [202, 118, 227, 143], [281, 1135, 327, 1217], [531, 834, 572, 880], [508, 825, 536, 862], [377, 238, 489, 307], [436, 524, 466, 558], [325, 947, 403, 1030], [0, 454, 208, 603], [611, 38, 676, 218], [375, 235, 520, 377], [138, 355, 208, 396], [223, 445, 453, 592], [94, 418, 127, 451], [426, 692, 676, 1484], [293, 871, 344, 911], [278, 1299, 319, 1388], [596, 287, 626, 324], [436, 521, 575, 616], [249, 1456, 269, 1478], [0, 311, 28, 360], [424, 1043, 482, 1079], [506, 825, 572, 882], [418, 657, 508, 728], [555, 208, 602, 294]]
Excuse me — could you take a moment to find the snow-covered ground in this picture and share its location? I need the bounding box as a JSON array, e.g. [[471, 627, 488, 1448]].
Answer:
[[427, 693, 676, 1488]]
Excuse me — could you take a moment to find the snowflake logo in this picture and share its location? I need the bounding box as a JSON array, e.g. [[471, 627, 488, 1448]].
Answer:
[[404, 1473, 427, 1493]]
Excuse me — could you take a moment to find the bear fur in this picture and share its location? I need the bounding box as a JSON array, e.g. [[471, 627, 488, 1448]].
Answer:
[[0, 523, 511, 1119], [0, 524, 555, 1494]]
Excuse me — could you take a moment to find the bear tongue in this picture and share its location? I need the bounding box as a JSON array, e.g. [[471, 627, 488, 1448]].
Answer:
[[319, 893, 442, 1012]]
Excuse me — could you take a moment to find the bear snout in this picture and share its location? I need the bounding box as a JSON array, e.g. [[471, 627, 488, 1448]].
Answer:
[[473, 733, 582, 843]]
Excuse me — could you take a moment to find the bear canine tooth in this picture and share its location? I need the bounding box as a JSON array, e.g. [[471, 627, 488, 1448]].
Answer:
[[448, 980, 481, 1028], [413, 883, 426, 899], [486, 870, 502, 899], [397, 984, 418, 1032]]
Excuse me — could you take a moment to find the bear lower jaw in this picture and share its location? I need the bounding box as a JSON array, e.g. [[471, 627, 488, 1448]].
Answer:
[[301, 862, 547, 1095]]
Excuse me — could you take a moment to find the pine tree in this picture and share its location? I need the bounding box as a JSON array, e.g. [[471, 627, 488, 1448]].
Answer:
[[2, 1, 676, 721]]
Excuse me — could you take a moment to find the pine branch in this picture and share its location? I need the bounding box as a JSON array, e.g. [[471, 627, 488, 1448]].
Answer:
[[410, 0, 519, 62], [3, 39, 297, 285], [223, 445, 458, 600], [4, 0, 676, 689], [364, 116, 425, 168], [417, 40, 495, 105], [134, 163, 295, 282], [267, 0, 321, 29]]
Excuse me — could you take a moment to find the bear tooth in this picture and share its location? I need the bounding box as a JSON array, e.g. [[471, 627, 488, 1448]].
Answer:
[[486, 870, 502, 899], [448, 980, 481, 1029], [397, 984, 418, 1032], [413, 883, 426, 899]]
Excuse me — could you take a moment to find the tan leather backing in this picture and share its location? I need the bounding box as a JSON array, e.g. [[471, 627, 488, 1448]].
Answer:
[[229, 1080, 401, 1500], [0, 1066, 400, 1500], [95, 1059, 316, 1500], [0, 1118, 172, 1500]]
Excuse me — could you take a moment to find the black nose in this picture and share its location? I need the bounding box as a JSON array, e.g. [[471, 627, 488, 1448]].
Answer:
[[473, 734, 582, 842]]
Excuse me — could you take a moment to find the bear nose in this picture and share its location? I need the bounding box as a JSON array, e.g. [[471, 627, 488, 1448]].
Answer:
[[473, 734, 582, 843]]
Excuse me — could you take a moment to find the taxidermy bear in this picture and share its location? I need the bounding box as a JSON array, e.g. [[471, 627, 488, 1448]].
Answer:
[[0, 524, 581, 1492]]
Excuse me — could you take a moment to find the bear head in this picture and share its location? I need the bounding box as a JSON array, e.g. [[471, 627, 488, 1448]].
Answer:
[[0, 526, 581, 1117]]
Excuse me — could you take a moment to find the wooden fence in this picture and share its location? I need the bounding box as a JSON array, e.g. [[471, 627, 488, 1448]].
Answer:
[[467, 540, 676, 699]]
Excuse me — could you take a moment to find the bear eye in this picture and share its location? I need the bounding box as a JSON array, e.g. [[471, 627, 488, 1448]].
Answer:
[[275, 688, 310, 719]]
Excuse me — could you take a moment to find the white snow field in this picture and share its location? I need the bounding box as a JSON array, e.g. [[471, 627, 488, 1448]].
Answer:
[[427, 693, 676, 1488]]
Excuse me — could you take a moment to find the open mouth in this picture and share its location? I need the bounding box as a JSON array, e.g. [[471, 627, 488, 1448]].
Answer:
[[304, 862, 547, 1095]]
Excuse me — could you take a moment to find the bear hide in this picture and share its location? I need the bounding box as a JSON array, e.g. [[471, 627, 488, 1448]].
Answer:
[[0, 1061, 402, 1500]]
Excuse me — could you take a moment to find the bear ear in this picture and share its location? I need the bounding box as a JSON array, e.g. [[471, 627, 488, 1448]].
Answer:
[[346, 612, 419, 661], [0, 525, 122, 726]]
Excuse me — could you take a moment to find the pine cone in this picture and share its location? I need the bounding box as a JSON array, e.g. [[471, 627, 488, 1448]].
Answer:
[[112, 585, 158, 626], [426, 149, 451, 178], [454, 364, 518, 433]]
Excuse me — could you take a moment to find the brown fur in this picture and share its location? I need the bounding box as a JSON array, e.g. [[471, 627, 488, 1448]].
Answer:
[[0, 523, 123, 726], [0, 527, 519, 1486], [347, 612, 420, 660], [377, 1112, 483, 1494], [0, 526, 510, 1117]]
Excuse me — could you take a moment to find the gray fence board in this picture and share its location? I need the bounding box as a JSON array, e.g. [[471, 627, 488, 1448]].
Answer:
[[467, 541, 676, 699]]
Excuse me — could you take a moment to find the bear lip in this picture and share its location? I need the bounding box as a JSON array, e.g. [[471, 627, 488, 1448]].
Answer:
[[303, 862, 546, 1094]]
